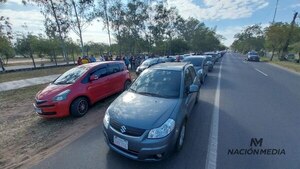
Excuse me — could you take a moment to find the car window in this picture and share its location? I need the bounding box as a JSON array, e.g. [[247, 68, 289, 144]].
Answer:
[[184, 68, 193, 92], [119, 63, 125, 71], [183, 57, 204, 67], [188, 67, 196, 81], [53, 66, 89, 85], [92, 68, 107, 78], [129, 69, 181, 98], [107, 64, 120, 74]]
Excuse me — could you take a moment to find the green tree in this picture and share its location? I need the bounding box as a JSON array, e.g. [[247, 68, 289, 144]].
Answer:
[[231, 24, 265, 54], [15, 34, 40, 68], [0, 35, 14, 71]]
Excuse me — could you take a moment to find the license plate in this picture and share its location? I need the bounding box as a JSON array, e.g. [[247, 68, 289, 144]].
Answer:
[[113, 136, 128, 150], [33, 104, 42, 114]]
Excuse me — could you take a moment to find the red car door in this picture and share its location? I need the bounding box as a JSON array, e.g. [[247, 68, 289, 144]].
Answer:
[[107, 63, 125, 93], [87, 67, 111, 103]]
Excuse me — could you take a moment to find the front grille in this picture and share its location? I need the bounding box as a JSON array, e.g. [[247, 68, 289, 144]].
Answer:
[[110, 119, 145, 137], [36, 99, 47, 105]]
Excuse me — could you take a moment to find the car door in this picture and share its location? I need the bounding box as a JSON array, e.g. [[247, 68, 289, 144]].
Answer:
[[87, 67, 111, 102], [107, 63, 123, 93], [203, 58, 208, 76], [183, 67, 195, 115]]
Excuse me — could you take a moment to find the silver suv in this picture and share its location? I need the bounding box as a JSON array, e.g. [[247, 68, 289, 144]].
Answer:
[[103, 62, 200, 161]]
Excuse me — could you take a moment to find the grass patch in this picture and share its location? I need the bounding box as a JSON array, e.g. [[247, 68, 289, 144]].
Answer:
[[271, 60, 300, 73], [0, 66, 75, 83], [259, 56, 270, 62]]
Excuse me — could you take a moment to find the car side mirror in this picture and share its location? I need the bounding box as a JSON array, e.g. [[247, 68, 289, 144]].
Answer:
[[189, 84, 199, 93], [89, 75, 98, 81]]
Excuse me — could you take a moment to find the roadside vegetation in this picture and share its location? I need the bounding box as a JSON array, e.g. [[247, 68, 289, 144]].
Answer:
[[230, 14, 300, 72], [0, 0, 226, 72]]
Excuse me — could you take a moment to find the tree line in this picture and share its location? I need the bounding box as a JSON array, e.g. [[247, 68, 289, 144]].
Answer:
[[0, 0, 225, 71], [231, 13, 300, 62]]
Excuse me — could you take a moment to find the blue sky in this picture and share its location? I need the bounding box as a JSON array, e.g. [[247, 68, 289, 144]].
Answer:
[[0, 0, 299, 46]]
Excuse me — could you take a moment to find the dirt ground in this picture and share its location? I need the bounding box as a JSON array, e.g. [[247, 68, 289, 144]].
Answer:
[[0, 72, 137, 169], [0, 85, 118, 169]]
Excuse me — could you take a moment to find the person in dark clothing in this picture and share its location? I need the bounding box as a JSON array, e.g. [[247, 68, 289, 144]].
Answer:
[[77, 57, 82, 65]]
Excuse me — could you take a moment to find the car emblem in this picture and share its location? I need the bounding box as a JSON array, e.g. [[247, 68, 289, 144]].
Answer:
[[120, 126, 126, 133]]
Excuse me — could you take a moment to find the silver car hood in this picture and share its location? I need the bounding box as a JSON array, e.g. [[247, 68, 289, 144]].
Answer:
[[108, 91, 178, 130]]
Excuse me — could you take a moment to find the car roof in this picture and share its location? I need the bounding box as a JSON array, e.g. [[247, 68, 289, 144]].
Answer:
[[150, 62, 189, 71], [77, 61, 123, 69], [183, 55, 207, 59]]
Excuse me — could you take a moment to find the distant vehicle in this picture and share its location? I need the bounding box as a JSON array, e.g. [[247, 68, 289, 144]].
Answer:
[[164, 56, 176, 62], [284, 53, 295, 61], [203, 52, 219, 63], [136, 58, 165, 75], [33, 61, 131, 118], [103, 62, 200, 161], [247, 51, 259, 62], [182, 55, 208, 84], [203, 55, 214, 72]]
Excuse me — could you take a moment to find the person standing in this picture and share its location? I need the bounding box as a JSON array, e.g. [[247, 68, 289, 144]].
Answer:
[[77, 57, 83, 65]]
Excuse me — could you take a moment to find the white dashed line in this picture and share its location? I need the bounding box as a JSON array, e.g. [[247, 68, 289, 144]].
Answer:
[[255, 68, 268, 76], [205, 60, 222, 169]]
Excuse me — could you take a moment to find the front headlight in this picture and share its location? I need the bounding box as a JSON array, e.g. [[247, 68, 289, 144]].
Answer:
[[148, 119, 175, 139], [52, 89, 71, 101], [103, 112, 110, 129]]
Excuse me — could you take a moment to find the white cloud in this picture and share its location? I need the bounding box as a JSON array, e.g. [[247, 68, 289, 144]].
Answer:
[[167, 0, 269, 20], [0, 7, 110, 45]]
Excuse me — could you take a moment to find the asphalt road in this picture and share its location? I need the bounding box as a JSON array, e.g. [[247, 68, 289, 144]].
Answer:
[[31, 53, 300, 169]]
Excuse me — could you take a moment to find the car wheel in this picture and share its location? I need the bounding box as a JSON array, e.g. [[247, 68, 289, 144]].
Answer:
[[123, 80, 131, 91], [70, 97, 89, 117], [175, 121, 186, 152]]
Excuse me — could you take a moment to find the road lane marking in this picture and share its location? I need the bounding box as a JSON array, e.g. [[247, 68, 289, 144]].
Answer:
[[255, 68, 268, 76], [205, 59, 222, 169]]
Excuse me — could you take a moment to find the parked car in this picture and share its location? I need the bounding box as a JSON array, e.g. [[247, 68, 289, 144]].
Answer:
[[203, 52, 219, 63], [247, 51, 260, 61], [136, 58, 164, 75], [103, 62, 200, 161], [33, 61, 131, 118], [203, 55, 214, 72], [182, 56, 208, 84]]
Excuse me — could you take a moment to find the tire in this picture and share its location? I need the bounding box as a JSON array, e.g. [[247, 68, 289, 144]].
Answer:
[[70, 97, 89, 117], [123, 80, 131, 91], [175, 121, 186, 152]]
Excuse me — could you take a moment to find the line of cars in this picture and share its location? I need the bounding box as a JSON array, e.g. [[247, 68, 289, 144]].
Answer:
[[32, 51, 224, 161]]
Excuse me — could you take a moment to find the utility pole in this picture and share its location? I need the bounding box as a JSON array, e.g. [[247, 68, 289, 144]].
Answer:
[[272, 0, 279, 23], [281, 12, 298, 60]]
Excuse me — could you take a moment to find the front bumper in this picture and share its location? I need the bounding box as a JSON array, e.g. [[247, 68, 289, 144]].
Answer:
[[33, 100, 70, 118], [103, 124, 177, 161]]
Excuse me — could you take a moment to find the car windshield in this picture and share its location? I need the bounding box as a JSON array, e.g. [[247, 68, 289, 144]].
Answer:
[[129, 69, 181, 98], [206, 56, 212, 62], [182, 57, 204, 67], [53, 66, 89, 85]]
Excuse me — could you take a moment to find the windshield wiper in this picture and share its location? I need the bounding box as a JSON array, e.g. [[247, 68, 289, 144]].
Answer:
[[138, 92, 163, 98]]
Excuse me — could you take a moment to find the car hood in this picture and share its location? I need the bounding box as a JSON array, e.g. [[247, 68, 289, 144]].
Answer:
[[108, 91, 178, 129], [36, 83, 71, 100]]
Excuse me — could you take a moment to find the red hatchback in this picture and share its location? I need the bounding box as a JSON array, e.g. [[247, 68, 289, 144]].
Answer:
[[33, 61, 131, 118]]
